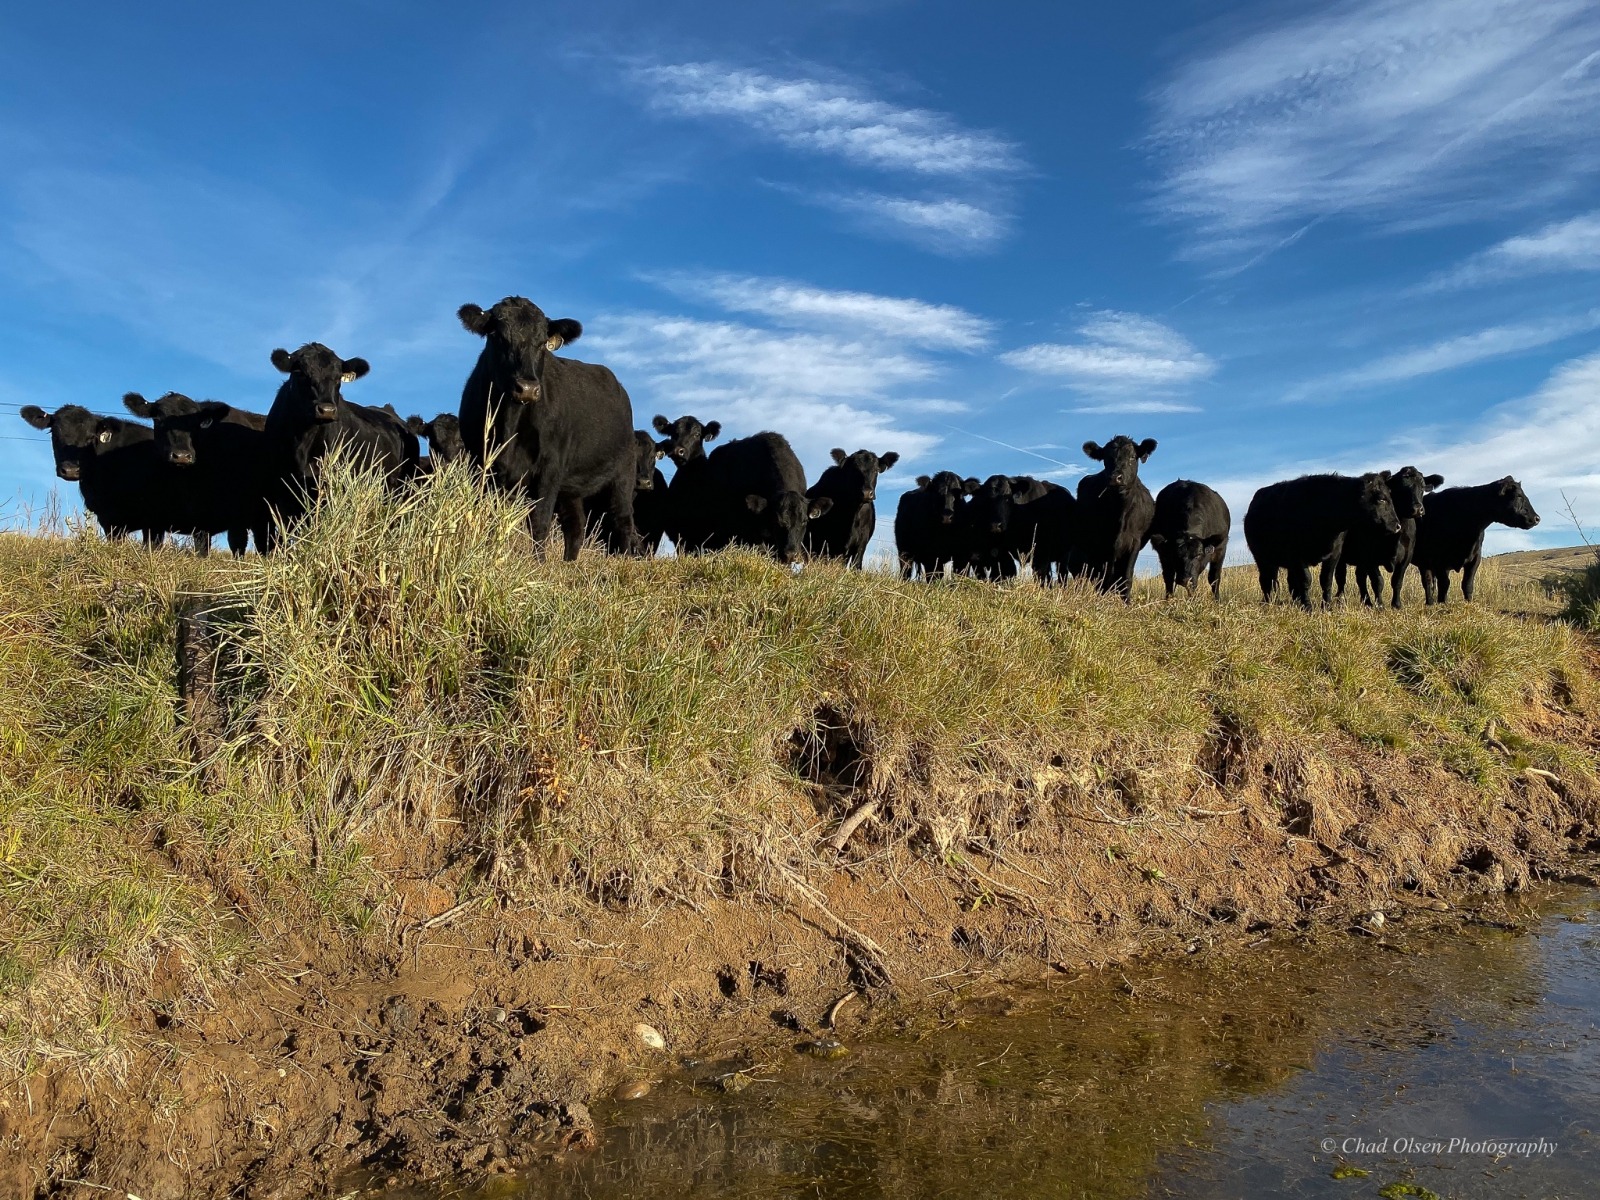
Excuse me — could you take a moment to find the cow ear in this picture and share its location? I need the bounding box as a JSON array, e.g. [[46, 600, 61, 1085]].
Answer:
[[20, 405, 51, 430], [915, 474, 931, 488], [703, 421, 722, 441], [1377, 469, 1392, 481], [546, 318, 582, 350], [271, 348, 294, 373], [1149, 532, 1168, 547], [652, 414, 673, 435], [1010, 475, 1031, 490], [1083, 441, 1104, 461], [830, 448, 848, 466], [1137, 438, 1158, 461], [962, 477, 981, 494], [745, 494, 768, 514], [198, 401, 232, 422], [458, 304, 493, 336], [878, 451, 899, 471], [1204, 532, 1227, 547], [406, 415, 428, 436], [809, 497, 834, 519], [339, 357, 370, 383], [1425, 473, 1444, 490], [122, 392, 153, 418]]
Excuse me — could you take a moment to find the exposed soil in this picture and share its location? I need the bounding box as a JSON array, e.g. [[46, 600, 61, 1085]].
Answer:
[[7, 709, 1600, 1200]]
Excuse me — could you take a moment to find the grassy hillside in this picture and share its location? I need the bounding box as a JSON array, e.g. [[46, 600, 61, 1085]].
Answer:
[[2, 464, 1597, 1083]]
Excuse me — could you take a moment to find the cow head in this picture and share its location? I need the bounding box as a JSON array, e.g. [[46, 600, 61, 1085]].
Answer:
[[458, 297, 581, 405], [917, 471, 980, 525], [1492, 476, 1541, 529], [1083, 436, 1157, 487], [651, 413, 721, 466], [1384, 465, 1443, 522], [1356, 472, 1403, 535], [747, 490, 832, 564], [970, 474, 1038, 536], [632, 430, 664, 490], [270, 343, 369, 423], [1148, 530, 1225, 593], [405, 413, 466, 465], [123, 392, 233, 467], [828, 447, 900, 503], [20, 404, 123, 481]]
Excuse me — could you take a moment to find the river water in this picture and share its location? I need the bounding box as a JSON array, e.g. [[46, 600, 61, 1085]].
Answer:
[[402, 888, 1598, 1199]]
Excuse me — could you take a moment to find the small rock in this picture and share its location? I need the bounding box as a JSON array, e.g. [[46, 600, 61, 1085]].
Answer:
[[613, 1078, 652, 1101], [716, 1070, 753, 1093], [1366, 910, 1386, 929], [797, 1038, 849, 1060], [493, 1007, 508, 1024], [634, 1022, 666, 1051]]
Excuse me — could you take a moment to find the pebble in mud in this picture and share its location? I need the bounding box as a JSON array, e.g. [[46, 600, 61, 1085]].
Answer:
[[634, 1022, 666, 1051], [613, 1079, 652, 1101], [797, 1038, 849, 1060]]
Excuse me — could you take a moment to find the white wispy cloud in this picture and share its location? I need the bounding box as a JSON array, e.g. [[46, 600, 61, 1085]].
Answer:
[[630, 62, 1022, 176], [646, 271, 993, 349], [802, 190, 1008, 253], [1292, 309, 1600, 397], [1001, 312, 1217, 395], [1151, 0, 1600, 249], [1066, 400, 1202, 415], [1423, 210, 1600, 290]]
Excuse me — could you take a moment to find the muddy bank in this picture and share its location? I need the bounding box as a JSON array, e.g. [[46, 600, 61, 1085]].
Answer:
[[8, 757, 1599, 1199]]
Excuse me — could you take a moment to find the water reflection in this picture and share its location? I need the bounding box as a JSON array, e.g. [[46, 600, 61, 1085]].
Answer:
[[401, 890, 1598, 1199]]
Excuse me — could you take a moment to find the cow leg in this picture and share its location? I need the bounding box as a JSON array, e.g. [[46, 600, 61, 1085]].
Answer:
[[1208, 552, 1224, 599], [1436, 571, 1452, 603], [1334, 559, 1349, 600], [598, 478, 641, 557], [1460, 555, 1481, 602], [556, 497, 587, 561], [194, 531, 212, 558], [1317, 559, 1337, 607], [1287, 564, 1313, 609], [1163, 565, 1176, 599], [228, 528, 249, 557], [1258, 563, 1277, 602]]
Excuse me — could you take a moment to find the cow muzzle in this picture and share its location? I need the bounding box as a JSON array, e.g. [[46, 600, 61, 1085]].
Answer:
[[169, 449, 195, 466], [58, 463, 81, 481], [861, 489, 875, 502], [512, 379, 542, 403], [313, 402, 339, 421]]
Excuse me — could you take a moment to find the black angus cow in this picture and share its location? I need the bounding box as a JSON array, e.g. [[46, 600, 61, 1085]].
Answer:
[[1149, 480, 1230, 599], [653, 413, 722, 551], [262, 343, 417, 547], [1018, 482, 1078, 584], [123, 392, 270, 556], [458, 297, 638, 558], [1335, 466, 1443, 608], [895, 471, 978, 580], [805, 447, 900, 568], [962, 475, 1063, 580], [1075, 436, 1158, 598], [591, 431, 668, 554], [1409, 477, 1541, 603], [1243, 473, 1401, 608], [20, 404, 170, 545], [682, 432, 828, 564], [405, 413, 467, 471]]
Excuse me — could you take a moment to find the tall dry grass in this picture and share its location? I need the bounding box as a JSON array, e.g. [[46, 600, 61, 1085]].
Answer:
[[1, 462, 1595, 1074]]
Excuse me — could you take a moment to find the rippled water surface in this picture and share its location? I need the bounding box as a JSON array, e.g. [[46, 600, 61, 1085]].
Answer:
[[400, 889, 1599, 1199]]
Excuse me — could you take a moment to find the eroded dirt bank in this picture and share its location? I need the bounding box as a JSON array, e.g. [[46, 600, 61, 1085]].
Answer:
[[8, 743, 1599, 1200]]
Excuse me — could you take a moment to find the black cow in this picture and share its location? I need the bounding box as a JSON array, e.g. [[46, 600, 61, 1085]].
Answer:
[[963, 475, 1061, 580], [458, 297, 638, 558], [683, 432, 829, 564], [1149, 480, 1230, 599], [652, 413, 722, 551], [1243, 473, 1401, 608], [591, 431, 668, 554], [20, 405, 169, 545], [1409, 477, 1540, 603], [262, 343, 417, 546], [405, 413, 467, 471], [894, 472, 978, 580], [123, 392, 270, 556], [805, 447, 899, 568], [1336, 466, 1443, 608], [1075, 436, 1157, 598]]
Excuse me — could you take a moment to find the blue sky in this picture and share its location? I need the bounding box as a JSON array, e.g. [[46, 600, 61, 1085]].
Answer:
[[4, 0, 1600, 561]]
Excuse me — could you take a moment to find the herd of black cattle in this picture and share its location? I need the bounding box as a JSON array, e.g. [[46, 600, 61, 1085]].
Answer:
[[18, 296, 1542, 610]]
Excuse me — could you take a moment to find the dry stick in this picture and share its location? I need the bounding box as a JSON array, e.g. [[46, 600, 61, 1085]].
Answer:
[[774, 866, 893, 989], [826, 796, 882, 853]]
